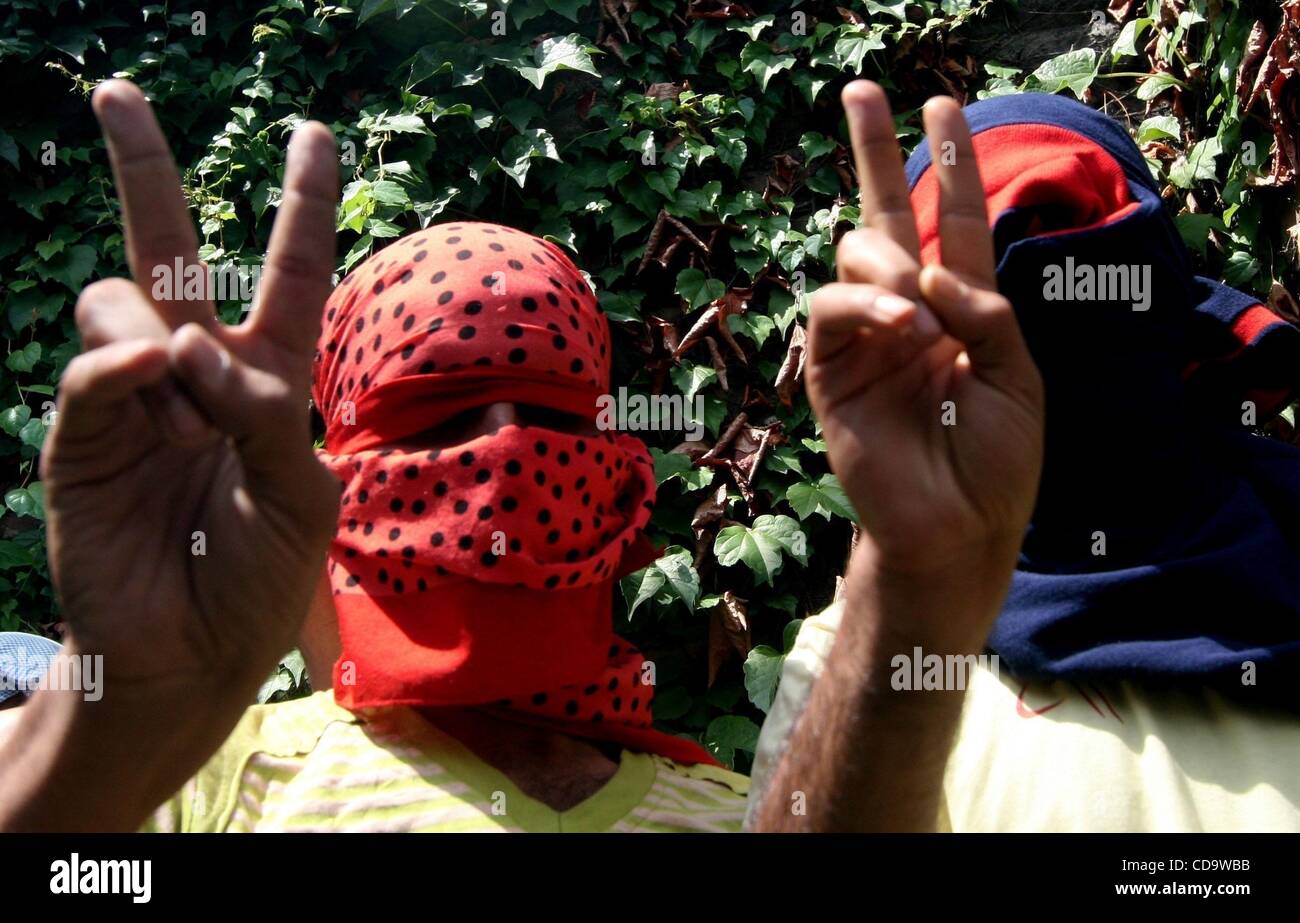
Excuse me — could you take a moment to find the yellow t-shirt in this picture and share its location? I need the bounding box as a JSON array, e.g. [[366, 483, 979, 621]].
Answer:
[[143, 691, 748, 833], [747, 603, 1300, 832]]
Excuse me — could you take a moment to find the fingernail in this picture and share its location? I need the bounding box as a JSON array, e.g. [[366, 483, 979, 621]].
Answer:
[[927, 266, 968, 303], [875, 294, 913, 322]]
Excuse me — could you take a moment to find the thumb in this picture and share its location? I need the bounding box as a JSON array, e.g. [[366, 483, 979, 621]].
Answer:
[[168, 323, 327, 493]]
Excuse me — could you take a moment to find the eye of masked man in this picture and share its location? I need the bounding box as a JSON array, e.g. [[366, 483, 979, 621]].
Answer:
[[142, 223, 751, 832]]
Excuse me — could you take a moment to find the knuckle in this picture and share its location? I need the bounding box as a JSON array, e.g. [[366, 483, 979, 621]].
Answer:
[[265, 247, 330, 285], [74, 278, 135, 328]]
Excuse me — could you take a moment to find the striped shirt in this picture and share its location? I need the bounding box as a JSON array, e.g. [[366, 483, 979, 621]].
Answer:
[[142, 691, 748, 833]]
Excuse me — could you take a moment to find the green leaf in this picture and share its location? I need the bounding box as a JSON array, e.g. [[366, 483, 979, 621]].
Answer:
[[1173, 213, 1226, 258], [1135, 115, 1180, 145], [1168, 137, 1222, 188], [39, 244, 96, 291], [1029, 48, 1097, 98], [18, 418, 45, 450], [1, 405, 32, 437], [370, 179, 411, 206], [799, 132, 837, 162], [740, 43, 796, 92], [1111, 17, 1152, 59], [704, 715, 760, 767], [1136, 72, 1181, 101], [786, 474, 858, 522], [832, 27, 887, 75], [675, 268, 725, 309], [622, 546, 700, 617], [652, 449, 713, 490], [497, 129, 561, 188], [729, 13, 774, 41], [622, 565, 666, 619], [670, 363, 717, 404], [516, 33, 601, 89], [743, 645, 784, 713], [712, 127, 747, 176], [0, 540, 33, 570], [1223, 250, 1260, 288], [4, 488, 42, 520], [713, 514, 806, 585], [5, 342, 41, 373], [34, 239, 65, 260], [0, 129, 19, 169], [654, 546, 701, 613], [599, 290, 643, 323]]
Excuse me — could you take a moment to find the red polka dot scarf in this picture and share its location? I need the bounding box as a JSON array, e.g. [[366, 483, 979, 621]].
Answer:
[[312, 222, 718, 765]]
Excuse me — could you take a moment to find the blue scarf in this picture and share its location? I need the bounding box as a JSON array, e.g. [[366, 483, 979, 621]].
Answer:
[[904, 93, 1300, 706]]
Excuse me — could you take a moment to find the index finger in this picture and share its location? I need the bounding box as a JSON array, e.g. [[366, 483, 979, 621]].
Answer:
[[842, 81, 921, 260], [245, 121, 339, 372], [91, 80, 215, 328], [922, 96, 998, 292]]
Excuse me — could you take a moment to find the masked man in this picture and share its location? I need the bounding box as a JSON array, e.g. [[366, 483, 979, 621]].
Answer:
[[748, 87, 1300, 833]]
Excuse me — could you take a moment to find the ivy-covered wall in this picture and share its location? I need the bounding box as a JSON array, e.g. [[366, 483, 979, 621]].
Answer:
[[2, 0, 1294, 767]]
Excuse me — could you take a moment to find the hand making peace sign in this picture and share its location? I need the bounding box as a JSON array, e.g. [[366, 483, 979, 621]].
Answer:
[[808, 81, 1045, 601], [41, 80, 340, 698]]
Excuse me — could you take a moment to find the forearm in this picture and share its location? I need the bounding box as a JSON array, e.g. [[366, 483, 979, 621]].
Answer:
[[0, 640, 262, 831], [750, 543, 1014, 832]]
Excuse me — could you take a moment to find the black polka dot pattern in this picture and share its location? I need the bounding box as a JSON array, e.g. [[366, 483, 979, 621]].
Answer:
[[313, 222, 610, 425], [309, 223, 714, 765]]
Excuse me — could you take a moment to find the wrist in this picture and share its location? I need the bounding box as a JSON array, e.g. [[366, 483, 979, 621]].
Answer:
[[0, 637, 263, 831], [844, 535, 1018, 656]]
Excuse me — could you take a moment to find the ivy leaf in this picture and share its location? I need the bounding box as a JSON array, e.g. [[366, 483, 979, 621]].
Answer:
[[865, 0, 908, 19], [675, 268, 725, 309], [1135, 115, 1180, 144], [714, 514, 807, 585], [34, 239, 65, 260], [622, 565, 666, 620], [497, 129, 561, 188], [1168, 137, 1222, 188], [654, 546, 701, 613], [1174, 213, 1226, 258], [786, 473, 858, 522], [368, 112, 428, 134], [729, 14, 774, 41], [833, 27, 887, 74], [652, 449, 713, 490], [37, 244, 96, 290], [1, 405, 32, 437], [621, 545, 700, 617], [670, 363, 717, 404], [6, 291, 62, 335], [0, 129, 19, 169], [4, 487, 42, 520], [712, 127, 748, 176], [790, 71, 831, 107], [799, 131, 837, 162], [598, 289, 642, 323], [704, 715, 760, 768], [0, 540, 33, 570], [18, 418, 45, 450], [515, 33, 601, 89], [1223, 251, 1260, 288], [740, 42, 796, 91], [743, 644, 784, 713], [5, 342, 41, 373]]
